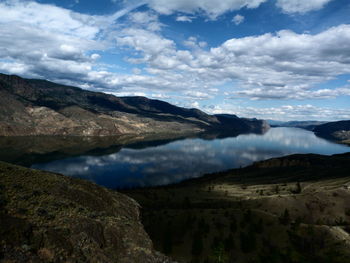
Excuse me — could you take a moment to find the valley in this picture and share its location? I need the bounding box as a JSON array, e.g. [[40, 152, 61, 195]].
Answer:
[[1, 1, 350, 262]]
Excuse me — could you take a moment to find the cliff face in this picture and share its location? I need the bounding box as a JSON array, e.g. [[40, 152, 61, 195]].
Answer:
[[0, 73, 269, 136], [0, 161, 174, 263], [313, 120, 350, 143]]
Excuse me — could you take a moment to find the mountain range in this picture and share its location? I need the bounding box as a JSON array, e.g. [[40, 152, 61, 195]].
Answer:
[[0, 73, 269, 136]]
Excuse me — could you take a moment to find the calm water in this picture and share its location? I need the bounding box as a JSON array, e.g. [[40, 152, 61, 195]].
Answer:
[[27, 128, 349, 189]]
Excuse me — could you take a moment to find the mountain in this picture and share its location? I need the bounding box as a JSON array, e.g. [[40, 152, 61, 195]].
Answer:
[[314, 120, 350, 144], [267, 120, 327, 130], [0, 161, 174, 263], [0, 73, 269, 136]]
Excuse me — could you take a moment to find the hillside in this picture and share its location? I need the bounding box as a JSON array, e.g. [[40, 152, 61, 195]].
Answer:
[[0, 161, 174, 263], [0, 73, 268, 136], [126, 153, 350, 263], [314, 120, 350, 144], [268, 120, 327, 130]]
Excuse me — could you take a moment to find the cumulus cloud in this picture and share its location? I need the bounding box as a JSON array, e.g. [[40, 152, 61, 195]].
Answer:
[[116, 22, 350, 100], [138, 0, 334, 19], [232, 14, 245, 25], [0, 1, 171, 91], [204, 104, 350, 121], [276, 0, 334, 13], [0, 0, 116, 80], [143, 0, 267, 19], [0, 0, 349, 121], [127, 11, 162, 31]]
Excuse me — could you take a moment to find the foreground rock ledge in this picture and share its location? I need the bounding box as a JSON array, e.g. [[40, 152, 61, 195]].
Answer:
[[0, 161, 174, 263]]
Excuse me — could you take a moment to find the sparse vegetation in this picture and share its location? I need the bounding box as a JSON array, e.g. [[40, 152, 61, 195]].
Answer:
[[0, 161, 172, 262], [126, 153, 350, 263]]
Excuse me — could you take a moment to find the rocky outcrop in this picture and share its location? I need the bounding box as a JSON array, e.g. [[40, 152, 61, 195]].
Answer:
[[0, 161, 174, 262], [0, 73, 269, 136], [313, 120, 350, 143]]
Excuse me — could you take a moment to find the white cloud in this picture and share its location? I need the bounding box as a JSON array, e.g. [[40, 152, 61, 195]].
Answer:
[[128, 11, 162, 31], [276, 0, 334, 13], [204, 104, 350, 121], [141, 0, 333, 19], [176, 15, 193, 22], [0, 0, 120, 80], [90, 53, 101, 60], [144, 0, 267, 19], [183, 36, 200, 49], [117, 28, 176, 62], [116, 22, 350, 100], [190, 101, 200, 108], [132, 68, 142, 74], [0, 0, 349, 122], [184, 90, 213, 100], [232, 14, 244, 25], [234, 87, 350, 100]]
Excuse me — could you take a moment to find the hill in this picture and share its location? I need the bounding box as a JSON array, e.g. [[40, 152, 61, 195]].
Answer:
[[125, 152, 350, 263], [314, 120, 350, 144], [0, 161, 174, 262], [0, 73, 268, 136]]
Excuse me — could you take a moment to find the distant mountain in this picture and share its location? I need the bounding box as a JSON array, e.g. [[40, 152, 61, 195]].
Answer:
[[314, 120, 350, 144], [266, 120, 286, 126], [0, 73, 269, 136], [267, 120, 327, 130]]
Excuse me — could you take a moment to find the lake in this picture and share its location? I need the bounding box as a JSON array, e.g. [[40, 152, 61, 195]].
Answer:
[[0, 127, 340, 189]]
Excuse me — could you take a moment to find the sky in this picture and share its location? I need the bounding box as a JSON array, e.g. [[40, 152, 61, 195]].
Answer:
[[0, 0, 350, 121]]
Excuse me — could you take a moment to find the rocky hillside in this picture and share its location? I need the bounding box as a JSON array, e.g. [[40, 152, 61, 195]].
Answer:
[[126, 153, 350, 263], [0, 73, 268, 136], [314, 120, 350, 144], [0, 161, 174, 263]]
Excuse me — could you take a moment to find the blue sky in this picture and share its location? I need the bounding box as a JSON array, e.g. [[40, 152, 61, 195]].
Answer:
[[0, 0, 350, 121]]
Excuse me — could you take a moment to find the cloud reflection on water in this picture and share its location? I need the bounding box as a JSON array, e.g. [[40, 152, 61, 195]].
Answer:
[[32, 128, 349, 188]]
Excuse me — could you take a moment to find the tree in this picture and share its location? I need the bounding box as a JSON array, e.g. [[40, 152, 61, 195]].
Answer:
[[211, 243, 229, 263], [279, 209, 290, 225], [162, 223, 173, 254], [192, 231, 204, 256]]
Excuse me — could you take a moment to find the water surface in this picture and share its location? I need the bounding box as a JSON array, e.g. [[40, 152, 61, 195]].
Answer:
[[24, 127, 350, 188]]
